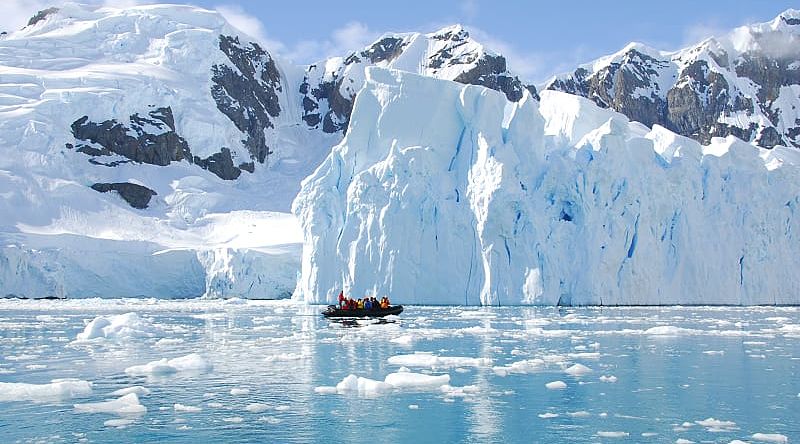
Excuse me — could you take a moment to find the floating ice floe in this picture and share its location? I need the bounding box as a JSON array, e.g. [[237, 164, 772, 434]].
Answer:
[[174, 403, 202, 412], [675, 439, 695, 444], [538, 412, 559, 419], [389, 334, 415, 346], [440, 384, 480, 398], [387, 352, 491, 368], [545, 381, 567, 390], [694, 417, 736, 432], [644, 326, 700, 336], [568, 411, 591, 418], [492, 358, 545, 376], [245, 403, 269, 413], [315, 371, 452, 397], [596, 431, 629, 438], [109, 386, 151, 397], [75, 312, 158, 341], [263, 353, 303, 362], [124, 353, 212, 376], [230, 388, 250, 396], [74, 393, 146, 415], [104, 418, 136, 428], [599, 375, 618, 383], [0, 379, 93, 402], [752, 433, 789, 443], [564, 363, 592, 376]]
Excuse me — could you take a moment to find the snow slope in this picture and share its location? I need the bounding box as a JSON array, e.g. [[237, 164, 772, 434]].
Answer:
[[294, 67, 800, 305], [0, 4, 311, 298], [0, 5, 534, 299]]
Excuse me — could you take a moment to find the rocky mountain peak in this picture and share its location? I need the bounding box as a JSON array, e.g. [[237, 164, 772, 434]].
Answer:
[[545, 10, 800, 149]]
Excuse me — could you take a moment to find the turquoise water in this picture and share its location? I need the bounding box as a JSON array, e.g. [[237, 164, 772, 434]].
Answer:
[[0, 299, 798, 443]]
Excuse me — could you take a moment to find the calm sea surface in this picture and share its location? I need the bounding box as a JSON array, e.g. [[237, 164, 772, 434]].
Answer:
[[0, 299, 798, 443]]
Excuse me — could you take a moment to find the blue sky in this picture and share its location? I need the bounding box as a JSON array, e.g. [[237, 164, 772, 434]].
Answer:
[[3, 0, 795, 82]]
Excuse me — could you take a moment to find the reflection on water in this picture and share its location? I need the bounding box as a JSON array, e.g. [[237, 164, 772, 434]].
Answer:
[[0, 300, 798, 443]]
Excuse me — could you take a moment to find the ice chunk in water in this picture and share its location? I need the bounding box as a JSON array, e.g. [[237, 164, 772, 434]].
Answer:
[[124, 353, 212, 376], [109, 386, 150, 397], [0, 379, 93, 402], [173, 403, 202, 412], [564, 363, 592, 376], [74, 393, 146, 415], [752, 433, 788, 443], [545, 380, 567, 390], [75, 313, 157, 341]]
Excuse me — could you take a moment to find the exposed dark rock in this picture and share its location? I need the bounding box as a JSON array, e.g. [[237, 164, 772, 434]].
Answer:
[[452, 54, 530, 102], [757, 126, 784, 148], [91, 182, 157, 209], [547, 45, 798, 149], [27, 7, 59, 27], [193, 147, 241, 180], [71, 106, 248, 180], [301, 30, 536, 134], [781, 16, 800, 26], [211, 35, 281, 164], [360, 37, 406, 63], [238, 161, 255, 173], [71, 107, 191, 166]]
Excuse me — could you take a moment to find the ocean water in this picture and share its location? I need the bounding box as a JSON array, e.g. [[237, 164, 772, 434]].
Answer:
[[0, 299, 798, 443]]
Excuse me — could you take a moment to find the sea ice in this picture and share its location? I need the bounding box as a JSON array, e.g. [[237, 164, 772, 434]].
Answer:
[[124, 353, 212, 376], [173, 403, 202, 412], [387, 353, 491, 368], [0, 379, 93, 402], [109, 386, 151, 397], [230, 388, 249, 396], [74, 393, 146, 415], [599, 375, 618, 383], [245, 403, 269, 413], [384, 371, 450, 389], [104, 418, 135, 428], [695, 418, 736, 431], [75, 313, 157, 341], [752, 433, 789, 443], [545, 381, 567, 390], [596, 431, 629, 438], [538, 413, 559, 418], [564, 363, 592, 376]]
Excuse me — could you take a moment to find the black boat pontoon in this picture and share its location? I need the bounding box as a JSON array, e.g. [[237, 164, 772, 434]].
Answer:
[[322, 305, 403, 318]]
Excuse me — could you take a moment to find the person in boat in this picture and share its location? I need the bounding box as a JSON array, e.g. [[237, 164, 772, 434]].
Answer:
[[338, 290, 345, 308], [357, 298, 364, 309], [371, 297, 379, 310], [365, 298, 372, 310]]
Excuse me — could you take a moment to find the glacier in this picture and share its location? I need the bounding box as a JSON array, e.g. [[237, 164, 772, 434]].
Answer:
[[293, 67, 800, 305]]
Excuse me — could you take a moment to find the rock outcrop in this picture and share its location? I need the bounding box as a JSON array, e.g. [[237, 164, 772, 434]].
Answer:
[[91, 182, 157, 209], [545, 11, 800, 149]]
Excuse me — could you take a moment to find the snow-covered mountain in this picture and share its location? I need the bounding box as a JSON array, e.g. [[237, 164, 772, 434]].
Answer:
[[299, 25, 536, 134], [2, 4, 799, 304], [544, 10, 800, 149], [0, 4, 532, 299], [294, 67, 800, 305]]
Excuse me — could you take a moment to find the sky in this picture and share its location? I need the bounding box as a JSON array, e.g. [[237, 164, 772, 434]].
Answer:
[[1, 0, 795, 83]]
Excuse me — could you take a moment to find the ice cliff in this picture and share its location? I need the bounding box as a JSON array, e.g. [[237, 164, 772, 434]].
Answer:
[[294, 67, 800, 305]]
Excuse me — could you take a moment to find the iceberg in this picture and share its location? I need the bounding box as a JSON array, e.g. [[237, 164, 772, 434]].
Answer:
[[293, 67, 800, 306]]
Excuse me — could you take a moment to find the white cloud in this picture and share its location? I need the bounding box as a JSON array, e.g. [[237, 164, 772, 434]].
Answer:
[[283, 21, 379, 63], [460, 0, 479, 23], [681, 21, 728, 49], [0, 0, 150, 33], [0, 0, 54, 32], [214, 4, 377, 63]]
